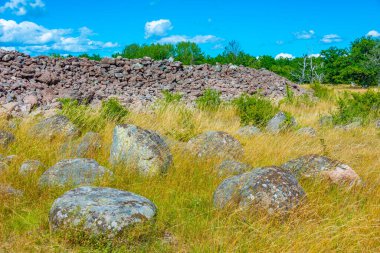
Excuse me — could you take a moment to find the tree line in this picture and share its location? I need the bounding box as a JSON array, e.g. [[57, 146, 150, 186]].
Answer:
[[72, 36, 380, 86]]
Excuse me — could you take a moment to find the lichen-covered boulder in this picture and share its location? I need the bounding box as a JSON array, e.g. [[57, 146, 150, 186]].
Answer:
[[76, 132, 102, 157], [39, 158, 112, 187], [49, 186, 157, 236], [236, 126, 261, 137], [110, 124, 172, 175], [266, 112, 296, 133], [217, 160, 252, 177], [297, 127, 316, 137], [281, 155, 361, 185], [0, 130, 15, 148], [19, 160, 44, 175], [186, 131, 243, 159], [30, 115, 79, 139], [213, 166, 305, 214]]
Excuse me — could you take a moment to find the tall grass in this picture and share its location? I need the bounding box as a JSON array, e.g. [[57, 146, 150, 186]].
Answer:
[[0, 87, 379, 252]]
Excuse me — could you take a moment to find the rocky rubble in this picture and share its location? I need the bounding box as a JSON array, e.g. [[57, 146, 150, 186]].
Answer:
[[0, 50, 305, 114]]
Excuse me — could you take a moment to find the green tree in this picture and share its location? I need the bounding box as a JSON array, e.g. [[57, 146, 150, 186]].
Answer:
[[174, 42, 205, 65]]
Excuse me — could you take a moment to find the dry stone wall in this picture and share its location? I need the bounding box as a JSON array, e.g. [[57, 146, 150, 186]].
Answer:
[[0, 50, 305, 114]]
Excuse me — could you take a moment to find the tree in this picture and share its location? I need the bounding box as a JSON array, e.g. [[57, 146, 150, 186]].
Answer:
[[321, 47, 349, 84], [222, 40, 243, 64], [174, 42, 205, 65]]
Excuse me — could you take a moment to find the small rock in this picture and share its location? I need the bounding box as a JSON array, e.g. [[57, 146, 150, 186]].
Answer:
[[297, 127, 316, 137], [319, 115, 333, 127], [213, 166, 305, 214], [2, 102, 18, 113], [236, 126, 261, 137], [0, 184, 23, 197], [19, 160, 44, 175], [281, 155, 361, 185], [217, 160, 252, 177], [30, 115, 80, 139], [375, 119, 380, 128], [132, 63, 143, 70], [49, 186, 157, 236], [335, 121, 361, 131], [0, 130, 15, 148], [186, 131, 243, 159], [23, 95, 38, 107], [266, 112, 296, 133], [39, 158, 112, 187], [110, 124, 173, 175]]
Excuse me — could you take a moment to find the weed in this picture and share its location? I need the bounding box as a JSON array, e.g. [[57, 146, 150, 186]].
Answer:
[[196, 89, 222, 111], [233, 94, 279, 127]]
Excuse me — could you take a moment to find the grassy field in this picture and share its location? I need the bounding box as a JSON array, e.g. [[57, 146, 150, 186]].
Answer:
[[0, 86, 379, 252]]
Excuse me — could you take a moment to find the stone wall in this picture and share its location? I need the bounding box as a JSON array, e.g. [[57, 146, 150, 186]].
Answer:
[[0, 50, 305, 114]]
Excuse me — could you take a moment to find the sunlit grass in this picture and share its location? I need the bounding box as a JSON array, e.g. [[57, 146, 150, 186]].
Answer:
[[0, 88, 379, 252]]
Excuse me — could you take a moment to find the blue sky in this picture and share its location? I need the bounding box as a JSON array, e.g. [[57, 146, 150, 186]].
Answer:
[[0, 0, 379, 58]]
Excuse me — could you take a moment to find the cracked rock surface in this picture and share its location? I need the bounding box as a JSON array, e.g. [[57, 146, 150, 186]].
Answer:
[[49, 186, 157, 236]]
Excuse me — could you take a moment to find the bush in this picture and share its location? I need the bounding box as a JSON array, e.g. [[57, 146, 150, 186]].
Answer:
[[310, 83, 333, 100], [233, 94, 279, 127], [161, 90, 182, 104], [59, 98, 128, 131], [196, 89, 222, 111], [332, 90, 380, 125], [100, 98, 129, 123]]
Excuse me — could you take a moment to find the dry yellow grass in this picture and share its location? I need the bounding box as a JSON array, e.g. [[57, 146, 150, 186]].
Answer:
[[0, 87, 379, 252]]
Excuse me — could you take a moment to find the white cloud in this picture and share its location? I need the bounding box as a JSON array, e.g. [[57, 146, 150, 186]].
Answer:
[[0, 0, 45, 16], [0, 19, 70, 44], [157, 34, 219, 44], [294, 30, 315, 39], [321, 34, 342, 43], [366, 30, 380, 37], [144, 19, 173, 38], [0, 46, 16, 51], [275, 53, 294, 60], [0, 19, 119, 53], [308, 54, 321, 58]]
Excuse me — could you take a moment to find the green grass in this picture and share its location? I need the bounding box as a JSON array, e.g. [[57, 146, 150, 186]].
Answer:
[[0, 86, 380, 252]]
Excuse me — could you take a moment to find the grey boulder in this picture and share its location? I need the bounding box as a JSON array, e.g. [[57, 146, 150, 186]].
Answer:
[[213, 167, 305, 214], [19, 160, 44, 175], [281, 155, 361, 185], [39, 158, 112, 187], [266, 112, 296, 133], [217, 160, 252, 177], [110, 124, 172, 175], [297, 127, 317, 137], [0, 130, 15, 148], [30, 115, 79, 139], [49, 186, 157, 236], [236, 126, 261, 137], [186, 131, 243, 159]]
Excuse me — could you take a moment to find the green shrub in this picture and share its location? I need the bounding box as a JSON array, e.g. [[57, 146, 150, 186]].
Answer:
[[100, 98, 129, 123], [310, 83, 333, 100], [233, 94, 279, 127], [161, 90, 183, 104], [169, 107, 197, 142], [332, 90, 380, 125], [285, 84, 295, 103], [196, 89, 222, 111], [59, 98, 128, 131]]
